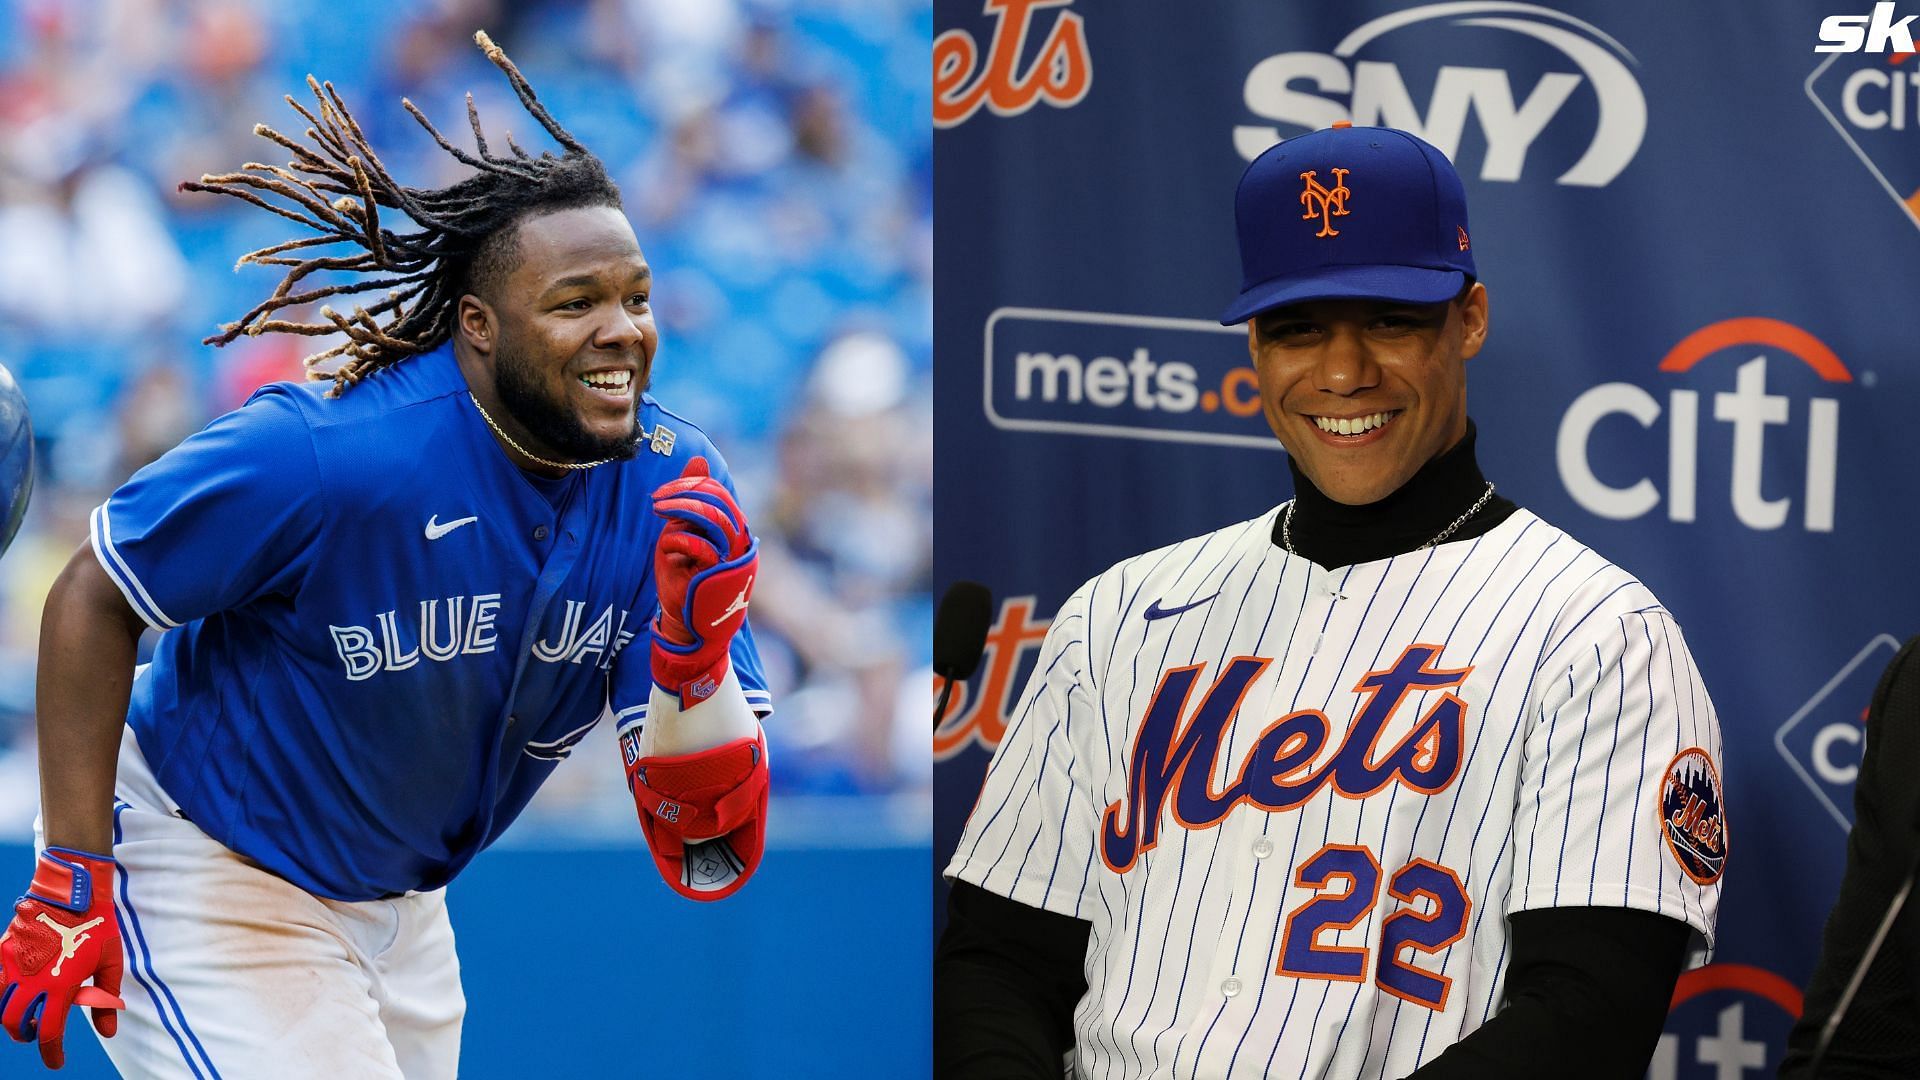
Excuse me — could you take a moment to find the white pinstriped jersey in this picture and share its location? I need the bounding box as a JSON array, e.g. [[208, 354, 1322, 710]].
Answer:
[[945, 506, 1725, 1080]]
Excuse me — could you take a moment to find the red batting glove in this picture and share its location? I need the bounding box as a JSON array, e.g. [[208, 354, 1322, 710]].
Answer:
[[0, 848, 126, 1070], [651, 456, 758, 707]]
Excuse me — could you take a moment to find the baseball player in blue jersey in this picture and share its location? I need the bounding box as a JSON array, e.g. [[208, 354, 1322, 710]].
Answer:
[[937, 124, 1726, 1079], [0, 34, 771, 1075]]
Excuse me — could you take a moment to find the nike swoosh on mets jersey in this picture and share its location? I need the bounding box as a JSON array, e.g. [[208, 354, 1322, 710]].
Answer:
[[424, 515, 479, 540], [1143, 593, 1220, 621]]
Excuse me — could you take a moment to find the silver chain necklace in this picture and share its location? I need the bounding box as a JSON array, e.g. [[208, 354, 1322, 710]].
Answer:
[[1282, 481, 1496, 557], [469, 392, 614, 471]]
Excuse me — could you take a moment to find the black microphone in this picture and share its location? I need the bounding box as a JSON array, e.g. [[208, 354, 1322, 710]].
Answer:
[[1807, 797, 1920, 1077], [933, 581, 993, 730]]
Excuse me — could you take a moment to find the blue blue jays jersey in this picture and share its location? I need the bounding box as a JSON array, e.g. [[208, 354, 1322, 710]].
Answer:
[[88, 345, 770, 901]]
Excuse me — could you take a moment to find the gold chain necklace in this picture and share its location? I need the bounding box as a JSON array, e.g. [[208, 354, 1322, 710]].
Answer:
[[469, 392, 615, 471], [1283, 482, 1497, 556]]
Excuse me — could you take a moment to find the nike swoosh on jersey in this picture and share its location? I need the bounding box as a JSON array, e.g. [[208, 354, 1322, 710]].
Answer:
[[424, 515, 479, 540], [1142, 593, 1220, 621]]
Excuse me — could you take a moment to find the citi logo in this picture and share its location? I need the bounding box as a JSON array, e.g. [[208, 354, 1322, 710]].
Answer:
[[1234, 2, 1645, 187], [1556, 319, 1851, 533], [1774, 635, 1902, 833], [1805, 24, 1920, 229], [1817, 3, 1917, 52], [1826, 52, 1920, 131], [934, 0, 1091, 128]]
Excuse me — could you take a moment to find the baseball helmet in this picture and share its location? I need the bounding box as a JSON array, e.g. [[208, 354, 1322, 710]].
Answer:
[[0, 362, 34, 558]]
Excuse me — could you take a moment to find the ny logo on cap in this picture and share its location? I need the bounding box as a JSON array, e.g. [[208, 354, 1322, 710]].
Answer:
[[1299, 168, 1351, 237]]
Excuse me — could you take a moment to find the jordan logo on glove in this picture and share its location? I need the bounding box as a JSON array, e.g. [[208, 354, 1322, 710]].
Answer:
[[711, 577, 753, 628], [34, 914, 104, 977], [2, 847, 127, 1070], [649, 457, 759, 707]]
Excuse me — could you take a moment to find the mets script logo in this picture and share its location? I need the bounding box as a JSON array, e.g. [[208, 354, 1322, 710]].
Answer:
[[1101, 645, 1471, 873], [1659, 747, 1727, 885], [934, 0, 1092, 128], [1299, 169, 1351, 237]]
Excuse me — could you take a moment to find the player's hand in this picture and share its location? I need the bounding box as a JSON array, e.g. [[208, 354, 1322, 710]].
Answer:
[[0, 848, 126, 1070], [650, 456, 757, 706]]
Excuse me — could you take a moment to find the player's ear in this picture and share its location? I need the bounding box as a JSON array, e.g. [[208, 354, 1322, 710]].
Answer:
[[1457, 282, 1488, 361], [456, 294, 496, 356], [1246, 323, 1260, 361]]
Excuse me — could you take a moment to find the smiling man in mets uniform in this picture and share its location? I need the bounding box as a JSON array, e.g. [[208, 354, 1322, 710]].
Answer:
[[936, 123, 1726, 1080]]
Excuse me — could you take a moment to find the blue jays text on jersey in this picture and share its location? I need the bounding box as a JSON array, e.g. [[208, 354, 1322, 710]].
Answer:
[[88, 344, 771, 901]]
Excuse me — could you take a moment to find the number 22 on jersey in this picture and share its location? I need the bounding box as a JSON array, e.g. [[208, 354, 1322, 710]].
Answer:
[[1278, 844, 1471, 1010]]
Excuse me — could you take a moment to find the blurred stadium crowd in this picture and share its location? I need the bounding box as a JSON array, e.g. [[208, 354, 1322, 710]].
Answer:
[[0, 0, 932, 841]]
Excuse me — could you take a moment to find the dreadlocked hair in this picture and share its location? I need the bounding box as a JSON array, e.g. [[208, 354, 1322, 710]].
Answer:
[[183, 30, 623, 396]]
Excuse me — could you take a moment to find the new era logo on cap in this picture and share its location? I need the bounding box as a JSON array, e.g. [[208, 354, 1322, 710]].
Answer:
[[1221, 123, 1476, 324]]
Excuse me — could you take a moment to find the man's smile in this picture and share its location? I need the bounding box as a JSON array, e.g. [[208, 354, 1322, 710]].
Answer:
[[1302, 408, 1404, 447]]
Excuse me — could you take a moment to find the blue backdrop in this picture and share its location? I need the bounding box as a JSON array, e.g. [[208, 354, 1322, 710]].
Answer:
[[932, 2, 1916, 1075]]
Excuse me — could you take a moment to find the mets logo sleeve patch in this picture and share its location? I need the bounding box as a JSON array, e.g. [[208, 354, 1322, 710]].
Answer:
[[1659, 747, 1727, 886]]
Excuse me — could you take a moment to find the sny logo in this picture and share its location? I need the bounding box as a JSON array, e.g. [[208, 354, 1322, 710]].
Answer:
[[1818, 3, 1917, 52], [1299, 169, 1351, 237], [1101, 645, 1471, 873], [1234, 3, 1645, 187], [934, 0, 1092, 128]]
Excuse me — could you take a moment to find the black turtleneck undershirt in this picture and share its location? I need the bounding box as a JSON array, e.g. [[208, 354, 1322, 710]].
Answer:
[[934, 422, 1694, 1079], [1277, 420, 1518, 569]]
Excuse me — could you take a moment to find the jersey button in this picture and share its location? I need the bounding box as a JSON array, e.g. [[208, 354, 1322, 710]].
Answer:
[[533, 525, 550, 541], [1221, 978, 1242, 998], [1252, 838, 1274, 859], [506, 714, 517, 727]]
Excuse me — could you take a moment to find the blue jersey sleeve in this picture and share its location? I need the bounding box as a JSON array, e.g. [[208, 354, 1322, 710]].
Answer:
[[90, 386, 324, 630], [609, 437, 772, 729]]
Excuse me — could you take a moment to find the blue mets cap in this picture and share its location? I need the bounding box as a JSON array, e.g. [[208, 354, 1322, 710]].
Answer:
[[1220, 123, 1475, 325]]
